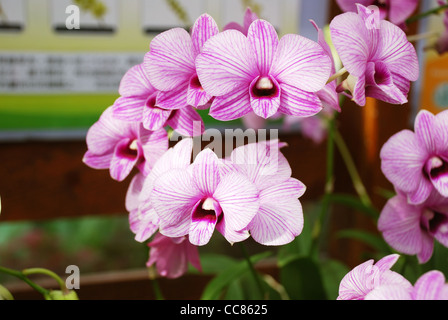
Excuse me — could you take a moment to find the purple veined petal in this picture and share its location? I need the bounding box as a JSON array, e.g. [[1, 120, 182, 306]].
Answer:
[[139, 126, 168, 175], [330, 12, 371, 77], [375, 20, 419, 81], [249, 75, 281, 119], [309, 20, 335, 69], [187, 73, 213, 107], [189, 198, 220, 246], [216, 219, 251, 244], [260, 177, 306, 201], [213, 172, 260, 233], [413, 270, 448, 300], [378, 195, 425, 256], [209, 86, 252, 121], [388, 0, 419, 27], [425, 156, 448, 197], [190, 13, 219, 55], [191, 148, 221, 196], [365, 61, 408, 104], [415, 110, 438, 154], [155, 84, 189, 110], [351, 74, 367, 106], [125, 172, 146, 212], [270, 34, 331, 93], [166, 105, 204, 137], [247, 19, 279, 76], [317, 84, 341, 112], [365, 71, 411, 105], [145, 29, 196, 92], [407, 178, 433, 205], [364, 285, 412, 300], [223, 21, 244, 33], [196, 29, 258, 97], [85, 106, 138, 156], [229, 140, 292, 191], [417, 232, 435, 263], [434, 109, 448, 152], [278, 82, 323, 117], [374, 254, 400, 273], [112, 96, 145, 122], [141, 104, 172, 132], [380, 129, 427, 194], [151, 168, 200, 231], [335, 0, 373, 13], [110, 138, 141, 181], [82, 150, 112, 169], [337, 259, 376, 300], [119, 63, 156, 97], [249, 198, 304, 246]]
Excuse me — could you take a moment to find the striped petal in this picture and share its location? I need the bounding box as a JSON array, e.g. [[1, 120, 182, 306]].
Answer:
[[209, 85, 252, 121], [192, 148, 221, 196], [191, 13, 219, 54], [119, 63, 156, 97], [278, 83, 322, 117], [145, 28, 196, 91], [270, 33, 331, 92], [247, 19, 279, 75], [196, 29, 258, 97], [167, 106, 204, 137]]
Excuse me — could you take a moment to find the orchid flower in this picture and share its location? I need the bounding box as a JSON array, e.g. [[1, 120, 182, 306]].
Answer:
[[150, 143, 260, 246], [337, 254, 413, 300], [223, 140, 306, 245], [144, 14, 218, 110], [330, 3, 419, 106], [378, 190, 448, 263], [196, 18, 331, 120], [223, 7, 258, 35], [380, 109, 448, 204], [112, 63, 204, 137], [127, 138, 195, 243], [335, 0, 419, 27], [364, 270, 448, 300], [146, 233, 202, 279], [83, 106, 168, 181]]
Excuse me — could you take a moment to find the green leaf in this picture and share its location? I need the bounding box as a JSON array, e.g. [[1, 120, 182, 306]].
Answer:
[[337, 229, 392, 254], [280, 256, 327, 300], [319, 259, 349, 300], [327, 193, 379, 220], [189, 253, 238, 275], [200, 251, 271, 300]]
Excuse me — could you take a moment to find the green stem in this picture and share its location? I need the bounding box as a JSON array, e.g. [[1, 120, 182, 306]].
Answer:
[[0, 266, 49, 296], [406, 4, 448, 25], [22, 268, 67, 293], [333, 129, 372, 208], [151, 278, 164, 300], [239, 242, 266, 299], [311, 114, 336, 256]]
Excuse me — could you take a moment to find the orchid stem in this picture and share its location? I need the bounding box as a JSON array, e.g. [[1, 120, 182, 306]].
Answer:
[[333, 129, 372, 208], [406, 4, 448, 25], [0, 266, 50, 296], [326, 67, 347, 85], [239, 242, 266, 299], [22, 268, 68, 293]]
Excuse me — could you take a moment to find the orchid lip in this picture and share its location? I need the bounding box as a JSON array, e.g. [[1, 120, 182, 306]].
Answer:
[[250, 76, 279, 98], [192, 197, 222, 223], [420, 208, 448, 235], [424, 156, 448, 180]]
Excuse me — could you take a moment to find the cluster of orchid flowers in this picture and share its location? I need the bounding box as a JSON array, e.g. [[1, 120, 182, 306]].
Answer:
[[82, 2, 448, 300]]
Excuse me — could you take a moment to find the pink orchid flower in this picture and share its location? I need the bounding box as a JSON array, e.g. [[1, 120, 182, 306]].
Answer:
[[380, 109, 448, 205], [378, 190, 448, 263], [330, 3, 419, 106], [83, 106, 168, 181], [127, 138, 194, 243], [112, 63, 204, 137], [222, 140, 306, 245], [196, 19, 331, 120], [146, 233, 202, 279], [337, 254, 413, 300], [364, 270, 448, 300], [336, 0, 419, 27], [223, 7, 258, 35], [144, 14, 218, 110], [150, 143, 260, 246]]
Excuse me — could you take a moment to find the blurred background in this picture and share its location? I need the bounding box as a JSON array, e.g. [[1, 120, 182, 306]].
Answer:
[[0, 0, 447, 299]]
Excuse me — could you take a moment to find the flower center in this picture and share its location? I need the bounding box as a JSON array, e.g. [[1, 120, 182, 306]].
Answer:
[[251, 76, 278, 98], [192, 198, 222, 223], [421, 209, 448, 235], [189, 75, 203, 91], [117, 138, 139, 160], [145, 93, 164, 111], [423, 156, 448, 180]]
